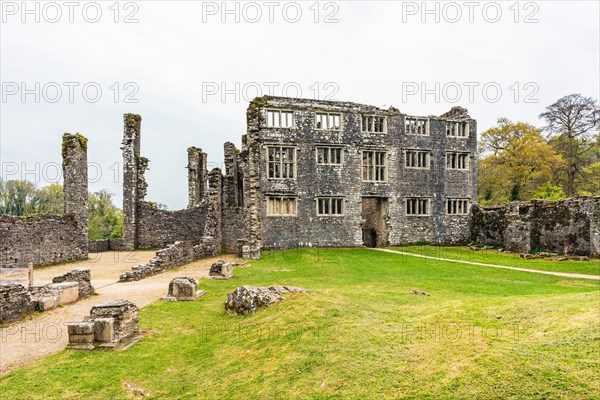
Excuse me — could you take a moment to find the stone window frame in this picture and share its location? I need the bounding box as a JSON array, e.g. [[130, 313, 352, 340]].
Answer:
[[266, 195, 298, 216], [361, 150, 388, 182], [405, 117, 430, 136], [405, 197, 431, 216], [446, 120, 469, 138], [316, 146, 344, 165], [315, 196, 345, 216], [446, 152, 470, 170], [266, 145, 297, 179], [404, 149, 431, 169], [265, 109, 295, 129], [314, 112, 343, 131], [360, 114, 387, 134], [446, 198, 470, 215]]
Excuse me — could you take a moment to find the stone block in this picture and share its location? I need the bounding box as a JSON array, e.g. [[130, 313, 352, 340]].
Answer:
[[94, 318, 115, 342]]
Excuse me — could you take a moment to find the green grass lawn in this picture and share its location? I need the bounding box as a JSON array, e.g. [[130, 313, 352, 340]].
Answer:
[[1, 248, 599, 399], [392, 245, 600, 276]]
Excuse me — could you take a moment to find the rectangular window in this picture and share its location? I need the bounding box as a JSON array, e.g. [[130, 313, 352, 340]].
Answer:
[[316, 147, 343, 165], [266, 110, 294, 128], [362, 151, 388, 181], [405, 198, 430, 216], [446, 121, 469, 137], [267, 146, 296, 179], [267, 196, 297, 216], [405, 117, 429, 135], [316, 197, 344, 216], [405, 150, 430, 169], [361, 115, 386, 133], [446, 152, 469, 170], [446, 199, 470, 215], [315, 112, 342, 130]]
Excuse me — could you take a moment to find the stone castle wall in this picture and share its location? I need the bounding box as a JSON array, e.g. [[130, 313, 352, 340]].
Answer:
[[471, 197, 600, 256], [0, 134, 89, 268]]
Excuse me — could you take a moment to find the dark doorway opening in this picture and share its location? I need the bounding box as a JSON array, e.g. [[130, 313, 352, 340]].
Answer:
[[361, 197, 389, 247]]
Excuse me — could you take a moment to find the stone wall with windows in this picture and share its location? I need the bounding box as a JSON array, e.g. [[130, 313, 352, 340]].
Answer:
[[243, 97, 477, 249]]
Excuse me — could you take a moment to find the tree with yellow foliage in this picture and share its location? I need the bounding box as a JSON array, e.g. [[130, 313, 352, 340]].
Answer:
[[478, 119, 565, 205]]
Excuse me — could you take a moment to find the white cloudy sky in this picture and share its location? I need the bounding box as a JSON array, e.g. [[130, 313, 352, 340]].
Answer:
[[1, 0, 598, 209]]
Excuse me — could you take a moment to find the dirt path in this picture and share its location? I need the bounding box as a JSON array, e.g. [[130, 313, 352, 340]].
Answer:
[[371, 248, 600, 281], [0, 252, 239, 375]]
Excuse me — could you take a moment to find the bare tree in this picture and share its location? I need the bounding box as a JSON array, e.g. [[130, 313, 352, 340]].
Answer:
[[539, 94, 599, 196]]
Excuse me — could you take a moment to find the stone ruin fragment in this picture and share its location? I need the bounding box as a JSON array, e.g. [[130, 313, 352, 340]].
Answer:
[[224, 285, 311, 316], [67, 300, 139, 350], [162, 277, 206, 301]]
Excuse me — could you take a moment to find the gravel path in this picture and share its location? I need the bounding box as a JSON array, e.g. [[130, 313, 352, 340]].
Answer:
[[371, 248, 600, 280], [0, 252, 238, 375]]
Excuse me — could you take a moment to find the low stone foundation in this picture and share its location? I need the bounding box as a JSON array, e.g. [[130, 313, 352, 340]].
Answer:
[[52, 268, 94, 298], [119, 241, 216, 282], [0, 268, 94, 323], [29, 282, 80, 311], [67, 300, 140, 350]]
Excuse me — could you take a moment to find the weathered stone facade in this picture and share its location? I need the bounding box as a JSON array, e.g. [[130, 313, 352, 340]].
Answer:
[[471, 197, 600, 256], [0, 134, 89, 268], [242, 97, 478, 250]]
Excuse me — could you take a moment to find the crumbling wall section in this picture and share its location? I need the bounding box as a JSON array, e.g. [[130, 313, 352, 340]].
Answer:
[[187, 147, 207, 208], [136, 201, 208, 249], [0, 283, 33, 323], [0, 134, 89, 268], [471, 197, 600, 256], [222, 142, 245, 252]]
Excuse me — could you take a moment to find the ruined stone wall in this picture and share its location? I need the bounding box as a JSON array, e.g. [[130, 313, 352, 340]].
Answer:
[[0, 134, 89, 268], [222, 142, 245, 252], [89, 239, 110, 253], [119, 241, 204, 281], [136, 201, 208, 249], [244, 97, 477, 249], [0, 283, 33, 322], [471, 197, 600, 256]]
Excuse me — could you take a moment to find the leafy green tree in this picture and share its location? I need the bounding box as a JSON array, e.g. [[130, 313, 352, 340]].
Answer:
[[478, 119, 564, 204], [539, 94, 599, 196], [579, 162, 600, 195], [88, 189, 123, 240], [30, 184, 63, 214], [0, 180, 37, 216], [533, 182, 566, 200]]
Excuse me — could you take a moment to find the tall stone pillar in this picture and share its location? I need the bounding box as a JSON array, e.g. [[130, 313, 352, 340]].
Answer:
[[187, 147, 207, 208], [122, 114, 142, 250], [62, 133, 89, 257], [202, 168, 222, 256]]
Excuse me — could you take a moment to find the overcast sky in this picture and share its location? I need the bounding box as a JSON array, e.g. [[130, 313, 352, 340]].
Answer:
[[1, 0, 598, 209]]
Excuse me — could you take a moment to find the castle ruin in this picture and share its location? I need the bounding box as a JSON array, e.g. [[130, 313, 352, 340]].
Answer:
[[1, 96, 599, 271]]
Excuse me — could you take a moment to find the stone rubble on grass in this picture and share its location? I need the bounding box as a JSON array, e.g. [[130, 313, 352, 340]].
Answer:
[[162, 277, 205, 301], [67, 299, 140, 350], [209, 260, 234, 280], [224, 285, 311, 316]]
